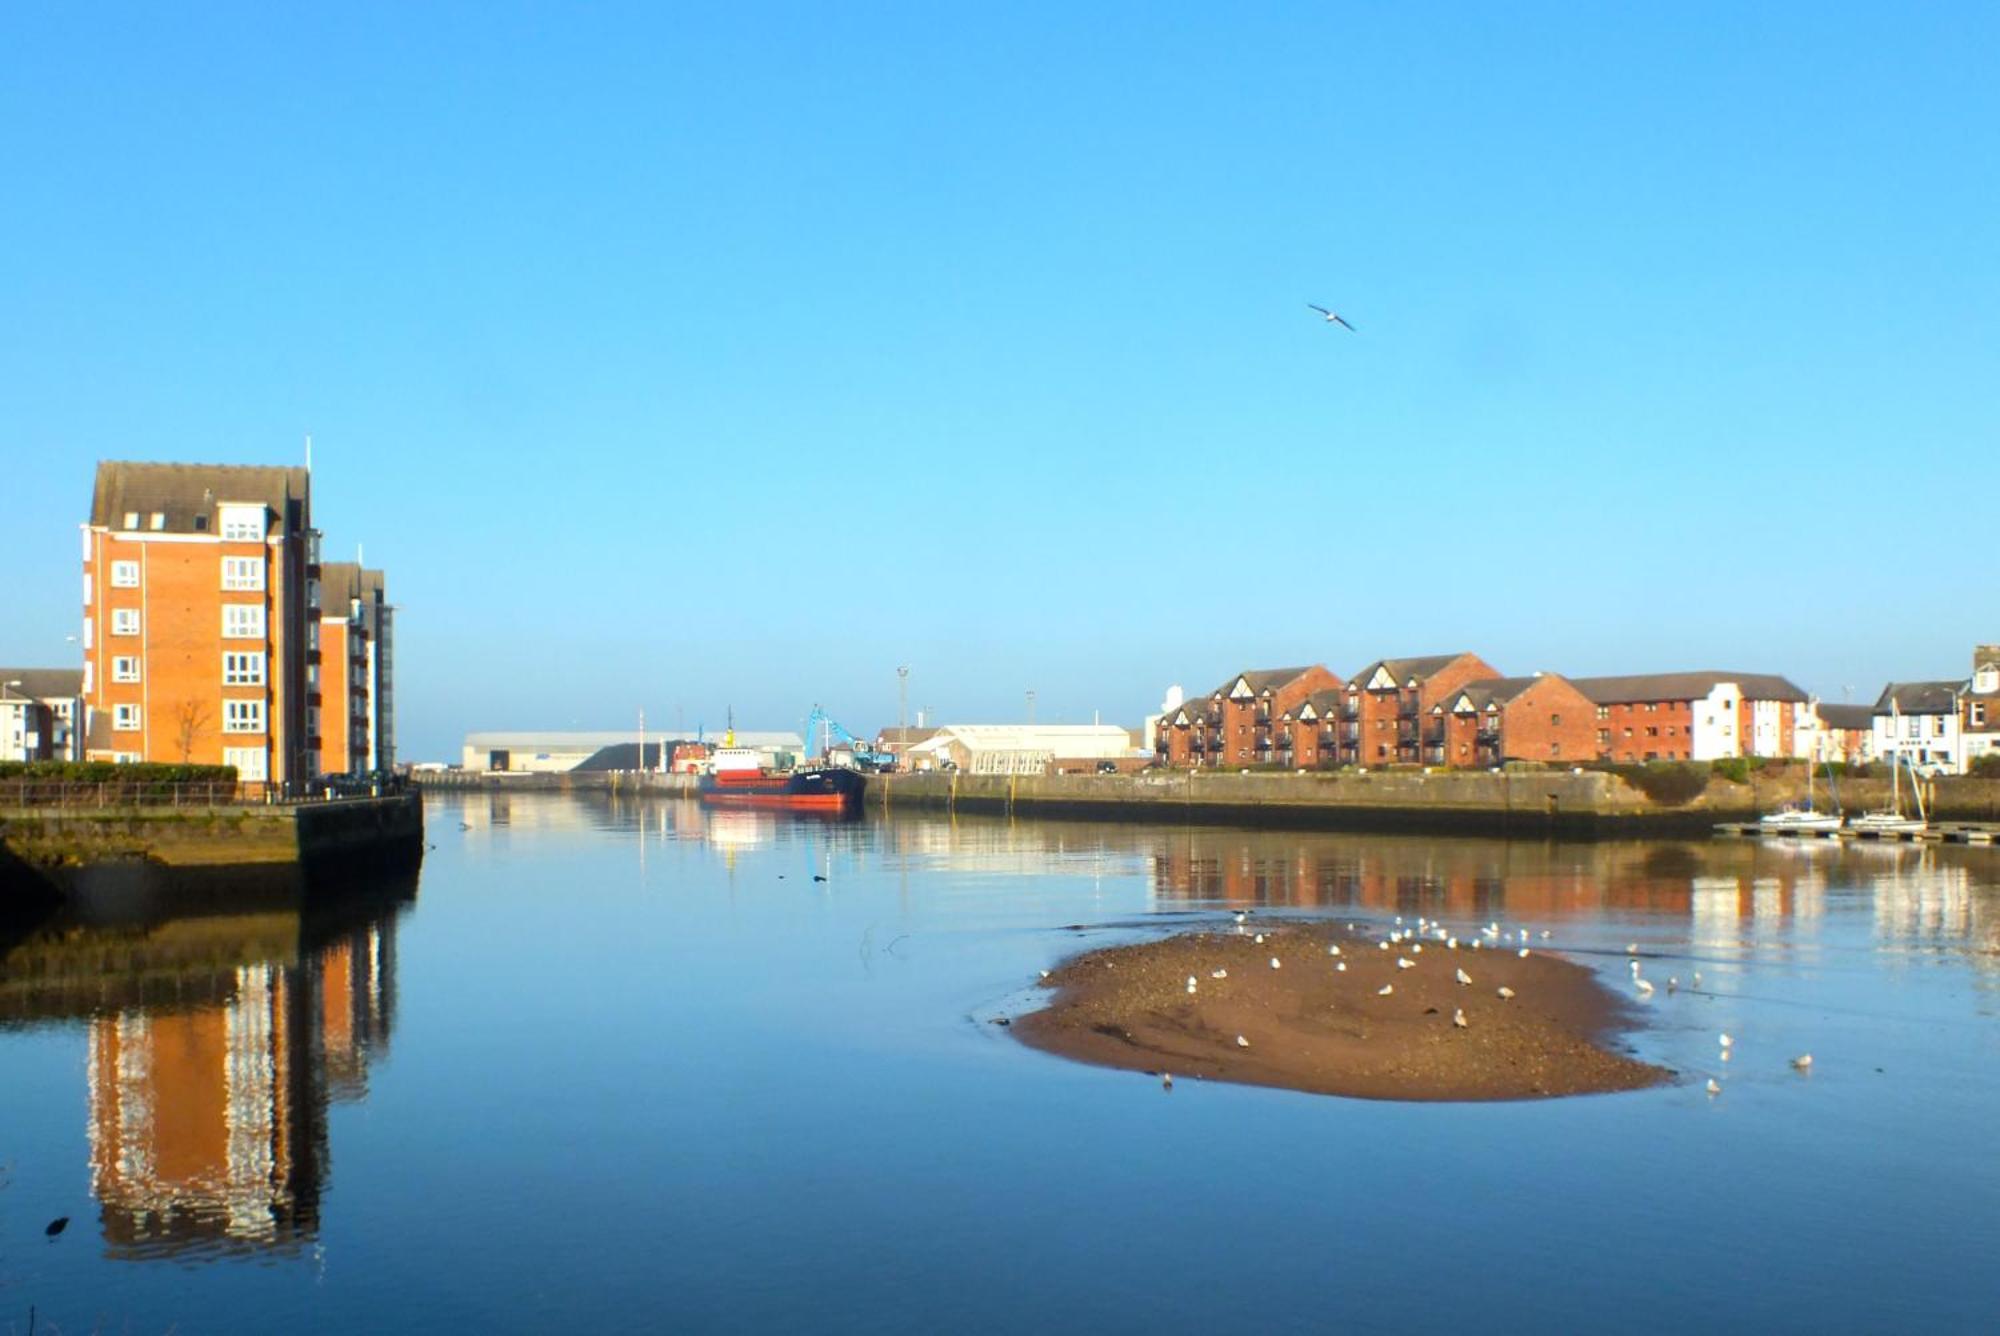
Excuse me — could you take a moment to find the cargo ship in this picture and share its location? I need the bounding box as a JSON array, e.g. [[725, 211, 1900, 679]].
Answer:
[[696, 746, 866, 812]]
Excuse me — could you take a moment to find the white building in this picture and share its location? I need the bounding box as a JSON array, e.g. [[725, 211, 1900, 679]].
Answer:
[[1871, 681, 1964, 775], [0, 668, 86, 762], [461, 729, 803, 773], [904, 724, 1136, 776]]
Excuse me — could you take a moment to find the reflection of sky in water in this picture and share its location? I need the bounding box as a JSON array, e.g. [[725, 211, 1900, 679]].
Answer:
[[4, 795, 1998, 1332]]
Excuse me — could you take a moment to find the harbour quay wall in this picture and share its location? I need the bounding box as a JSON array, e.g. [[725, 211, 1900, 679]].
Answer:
[[0, 791, 423, 903], [870, 770, 1747, 838]]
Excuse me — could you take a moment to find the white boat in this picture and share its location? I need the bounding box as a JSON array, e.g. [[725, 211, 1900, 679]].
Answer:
[[1848, 727, 1928, 834], [1760, 764, 1842, 831]]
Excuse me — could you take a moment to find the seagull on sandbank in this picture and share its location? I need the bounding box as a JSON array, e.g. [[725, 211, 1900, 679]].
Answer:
[[1307, 303, 1357, 331]]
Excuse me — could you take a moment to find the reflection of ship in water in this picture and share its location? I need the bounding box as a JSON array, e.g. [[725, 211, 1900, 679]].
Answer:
[[0, 866, 412, 1260]]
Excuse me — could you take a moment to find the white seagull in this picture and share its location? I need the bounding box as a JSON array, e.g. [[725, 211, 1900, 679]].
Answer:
[[1456, 968, 1473, 986], [1307, 303, 1357, 331], [1496, 986, 1516, 1000]]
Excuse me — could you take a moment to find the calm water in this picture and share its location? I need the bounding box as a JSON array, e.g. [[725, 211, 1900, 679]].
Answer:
[[5, 794, 1999, 1333]]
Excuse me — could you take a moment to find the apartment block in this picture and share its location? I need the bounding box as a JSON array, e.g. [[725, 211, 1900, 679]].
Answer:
[[82, 462, 319, 789], [1338, 653, 1500, 767], [0, 668, 85, 761], [1574, 672, 1811, 762], [1157, 666, 1341, 767], [317, 563, 396, 776], [1426, 673, 1600, 766]]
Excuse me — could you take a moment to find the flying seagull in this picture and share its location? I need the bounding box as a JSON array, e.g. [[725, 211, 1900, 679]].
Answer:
[[1307, 303, 1356, 331]]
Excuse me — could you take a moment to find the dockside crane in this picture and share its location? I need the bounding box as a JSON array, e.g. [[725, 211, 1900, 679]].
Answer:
[[805, 705, 897, 772]]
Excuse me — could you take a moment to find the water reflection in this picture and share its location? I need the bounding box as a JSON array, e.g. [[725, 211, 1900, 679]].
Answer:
[[0, 869, 411, 1260]]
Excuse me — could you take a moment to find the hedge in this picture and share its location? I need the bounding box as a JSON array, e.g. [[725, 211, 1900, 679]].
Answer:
[[0, 761, 238, 782]]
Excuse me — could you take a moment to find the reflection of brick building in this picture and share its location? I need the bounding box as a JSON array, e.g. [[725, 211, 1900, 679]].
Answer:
[[83, 917, 396, 1257], [1339, 653, 1500, 766], [1156, 666, 1341, 768], [1426, 674, 1599, 767]]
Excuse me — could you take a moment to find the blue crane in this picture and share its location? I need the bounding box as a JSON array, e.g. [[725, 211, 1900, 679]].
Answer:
[[804, 705, 897, 772]]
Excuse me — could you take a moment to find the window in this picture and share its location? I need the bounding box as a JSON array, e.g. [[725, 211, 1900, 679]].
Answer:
[[112, 656, 140, 683], [1550, 714, 1561, 727], [114, 751, 140, 764], [223, 604, 266, 639], [122, 512, 139, 530], [1595, 706, 1609, 720], [223, 699, 266, 733], [223, 746, 267, 781], [83, 617, 93, 649], [149, 513, 165, 531], [111, 608, 140, 636], [222, 557, 264, 591], [193, 515, 209, 532], [1974, 704, 1988, 728], [222, 651, 265, 686], [113, 703, 141, 731], [110, 560, 139, 588], [219, 505, 266, 542]]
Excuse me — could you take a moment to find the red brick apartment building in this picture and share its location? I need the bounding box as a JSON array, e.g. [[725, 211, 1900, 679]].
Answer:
[[82, 462, 321, 790], [1156, 666, 1340, 767], [1337, 653, 1500, 766], [1572, 672, 1810, 762], [1426, 674, 1600, 766], [317, 563, 396, 776]]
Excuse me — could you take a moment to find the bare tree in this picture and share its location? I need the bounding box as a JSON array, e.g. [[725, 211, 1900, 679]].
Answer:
[[173, 698, 214, 763]]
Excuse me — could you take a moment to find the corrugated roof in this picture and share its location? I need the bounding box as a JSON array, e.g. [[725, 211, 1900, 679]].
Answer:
[[1571, 671, 1808, 705], [91, 461, 310, 533], [0, 667, 85, 700], [1872, 681, 1962, 716], [465, 730, 803, 749]]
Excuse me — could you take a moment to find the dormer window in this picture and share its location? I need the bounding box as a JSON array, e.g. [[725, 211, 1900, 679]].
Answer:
[[219, 505, 266, 542], [123, 512, 138, 529]]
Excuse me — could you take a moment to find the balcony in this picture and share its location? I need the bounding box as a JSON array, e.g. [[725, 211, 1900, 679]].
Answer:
[[1422, 726, 1446, 745]]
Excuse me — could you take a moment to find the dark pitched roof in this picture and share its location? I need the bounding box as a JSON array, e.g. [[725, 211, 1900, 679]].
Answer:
[[1873, 680, 1963, 716], [573, 742, 676, 772], [0, 667, 85, 700], [358, 568, 386, 601], [91, 461, 310, 534], [1450, 676, 1543, 711], [1815, 703, 1874, 731], [1571, 671, 1808, 706], [320, 561, 364, 606], [1207, 666, 1317, 698], [1351, 654, 1472, 688]]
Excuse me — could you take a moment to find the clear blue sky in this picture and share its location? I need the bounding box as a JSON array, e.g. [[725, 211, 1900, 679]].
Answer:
[[3, 3, 1994, 759]]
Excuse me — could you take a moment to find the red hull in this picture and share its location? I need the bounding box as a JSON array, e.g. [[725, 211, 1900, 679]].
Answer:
[[697, 766, 863, 812]]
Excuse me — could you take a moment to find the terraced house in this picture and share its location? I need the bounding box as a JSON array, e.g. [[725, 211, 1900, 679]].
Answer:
[[1155, 666, 1340, 767], [1573, 671, 1814, 762], [1337, 653, 1500, 767], [1426, 673, 1600, 766]]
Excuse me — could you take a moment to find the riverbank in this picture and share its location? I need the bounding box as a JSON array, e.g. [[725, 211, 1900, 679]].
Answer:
[[1012, 920, 1671, 1101]]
